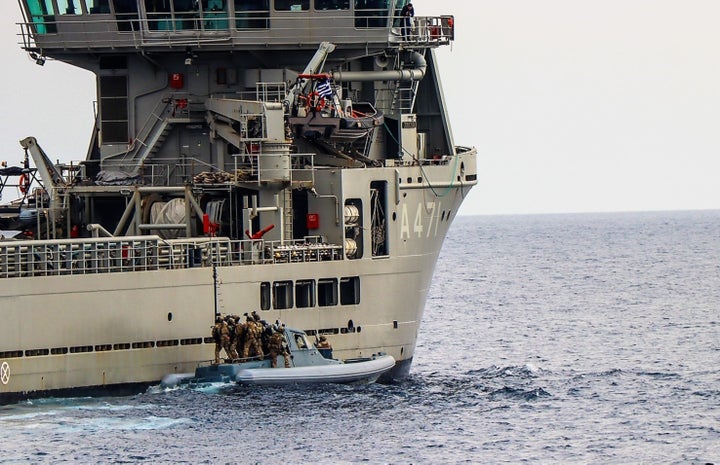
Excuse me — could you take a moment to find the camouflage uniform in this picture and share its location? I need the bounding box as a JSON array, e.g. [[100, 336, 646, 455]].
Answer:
[[226, 317, 239, 360], [217, 320, 231, 362], [211, 318, 225, 364], [242, 317, 264, 359], [232, 320, 246, 359], [269, 327, 291, 368]]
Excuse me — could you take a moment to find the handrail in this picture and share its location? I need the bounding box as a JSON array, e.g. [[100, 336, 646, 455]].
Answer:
[[103, 93, 204, 168], [0, 235, 343, 279], [88, 151, 316, 188], [17, 14, 454, 51]]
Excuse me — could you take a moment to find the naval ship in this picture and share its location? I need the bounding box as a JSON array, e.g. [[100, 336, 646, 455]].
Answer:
[[0, 0, 476, 403]]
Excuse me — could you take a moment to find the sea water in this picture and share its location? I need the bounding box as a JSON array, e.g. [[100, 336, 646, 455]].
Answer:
[[1, 211, 718, 464]]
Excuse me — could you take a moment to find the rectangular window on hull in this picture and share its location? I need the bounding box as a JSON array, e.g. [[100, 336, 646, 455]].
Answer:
[[260, 281, 271, 310], [340, 276, 360, 305], [318, 278, 338, 307], [273, 280, 294, 309], [295, 279, 316, 308]]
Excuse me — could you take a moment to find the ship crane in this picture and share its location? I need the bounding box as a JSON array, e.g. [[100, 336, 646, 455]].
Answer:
[[284, 42, 336, 113], [16, 137, 69, 229], [19, 137, 67, 190]]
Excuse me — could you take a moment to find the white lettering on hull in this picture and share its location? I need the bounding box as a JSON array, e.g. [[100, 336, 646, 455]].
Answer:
[[400, 201, 441, 240]]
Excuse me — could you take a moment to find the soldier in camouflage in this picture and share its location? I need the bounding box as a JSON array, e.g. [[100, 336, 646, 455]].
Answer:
[[226, 316, 239, 360], [219, 317, 232, 362], [211, 317, 222, 364], [242, 314, 264, 359], [268, 325, 291, 368], [232, 317, 246, 359]]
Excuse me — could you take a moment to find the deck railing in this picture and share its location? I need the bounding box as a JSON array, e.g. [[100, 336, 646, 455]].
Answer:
[[0, 235, 342, 279], [18, 14, 454, 51]]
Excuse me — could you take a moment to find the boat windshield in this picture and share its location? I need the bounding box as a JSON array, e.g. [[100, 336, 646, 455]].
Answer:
[[294, 334, 309, 349]]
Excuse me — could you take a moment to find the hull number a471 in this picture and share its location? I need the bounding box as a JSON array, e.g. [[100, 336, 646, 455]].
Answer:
[[401, 201, 441, 239]]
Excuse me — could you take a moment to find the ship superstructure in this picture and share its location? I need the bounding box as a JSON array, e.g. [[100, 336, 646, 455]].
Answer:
[[0, 0, 476, 402]]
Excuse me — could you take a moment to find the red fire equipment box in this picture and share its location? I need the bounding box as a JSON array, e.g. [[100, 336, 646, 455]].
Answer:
[[170, 73, 184, 89], [307, 213, 320, 229]]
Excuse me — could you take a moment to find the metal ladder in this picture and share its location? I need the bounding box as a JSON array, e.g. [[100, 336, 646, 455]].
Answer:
[[390, 50, 424, 114]]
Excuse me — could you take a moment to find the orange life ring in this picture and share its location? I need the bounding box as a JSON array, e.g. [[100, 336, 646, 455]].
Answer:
[[18, 173, 29, 194]]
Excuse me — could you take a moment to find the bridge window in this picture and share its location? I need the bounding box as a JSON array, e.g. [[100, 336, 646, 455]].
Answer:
[[318, 278, 338, 307], [274, 0, 309, 11], [354, 0, 387, 28], [173, 0, 199, 30], [112, 0, 139, 31], [87, 0, 111, 13], [57, 0, 81, 14], [201, 0, 228, 29], [173, 0, 196, 11], [145, 0, 170, 12], [314, 0, 349, 9], [24, 0, 57, 34], [145, 0, 170, 30], [340, 276, 360, 305], [234, 0, 269, 29]]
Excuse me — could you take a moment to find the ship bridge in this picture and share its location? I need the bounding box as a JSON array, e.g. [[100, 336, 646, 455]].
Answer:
[[19, 1, 454, 55]]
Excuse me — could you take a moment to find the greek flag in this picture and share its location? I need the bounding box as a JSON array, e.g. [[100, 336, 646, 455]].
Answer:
[[316, 79, 333, 98]]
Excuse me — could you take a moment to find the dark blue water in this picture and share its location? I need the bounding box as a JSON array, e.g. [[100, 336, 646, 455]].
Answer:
[[2, 211, 719, 464]]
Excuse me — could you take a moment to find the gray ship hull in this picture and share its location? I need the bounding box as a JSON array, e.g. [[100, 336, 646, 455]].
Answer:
[[1, 155, 476, 400]]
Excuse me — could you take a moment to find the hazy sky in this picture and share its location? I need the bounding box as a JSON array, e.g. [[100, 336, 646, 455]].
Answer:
[[2, 1, 719, 215]]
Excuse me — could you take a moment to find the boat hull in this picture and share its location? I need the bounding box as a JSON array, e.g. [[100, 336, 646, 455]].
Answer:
[[235, 355, 396, 385]]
